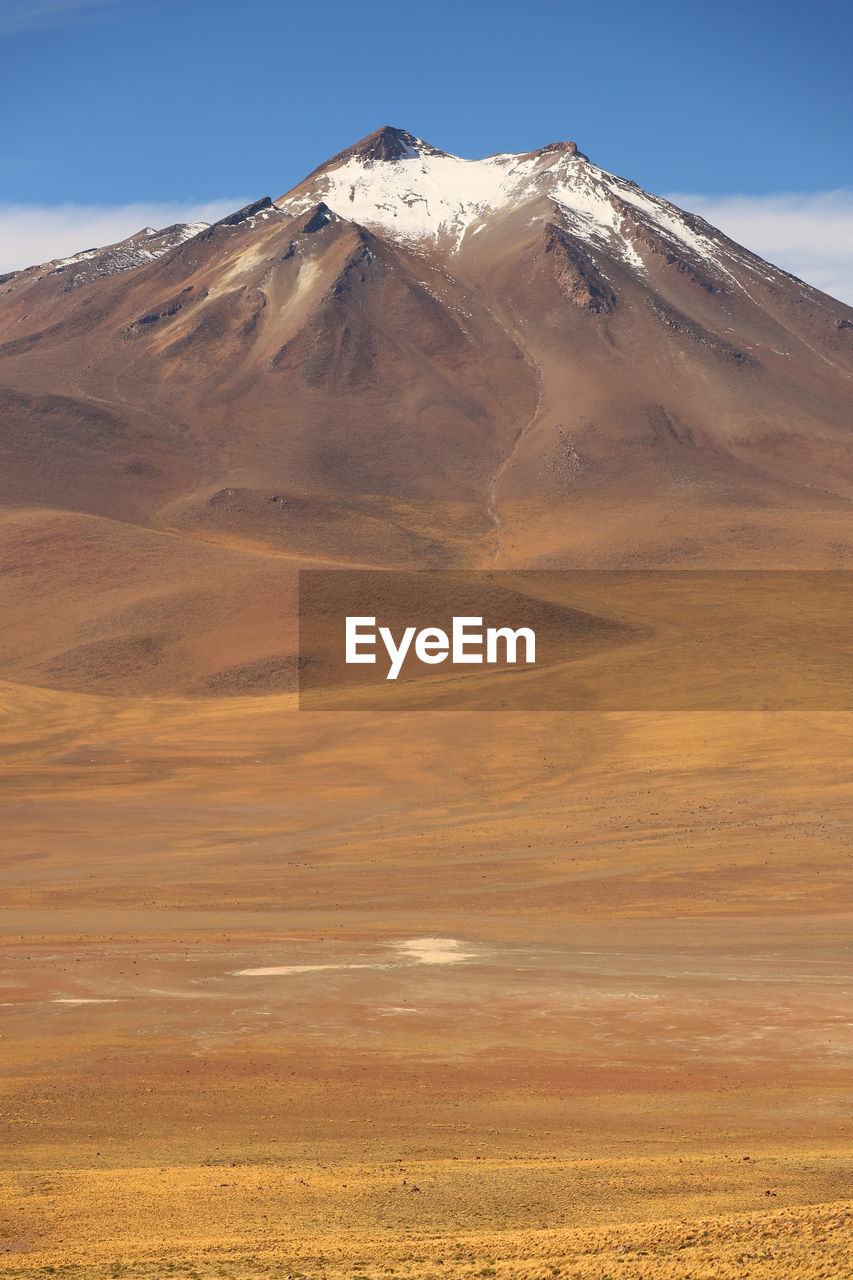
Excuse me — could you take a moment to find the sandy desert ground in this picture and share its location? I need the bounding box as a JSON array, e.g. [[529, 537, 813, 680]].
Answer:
[[1, 678, 851, 1275]]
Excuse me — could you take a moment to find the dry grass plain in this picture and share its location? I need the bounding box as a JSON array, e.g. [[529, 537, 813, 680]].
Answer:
[[1, 678, 851, 1276]]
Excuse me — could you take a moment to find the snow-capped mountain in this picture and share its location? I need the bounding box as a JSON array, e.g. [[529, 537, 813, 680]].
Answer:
[[0, 128, 845, 686], [1, 124, 853, 695], [277, 127, 763, 287]]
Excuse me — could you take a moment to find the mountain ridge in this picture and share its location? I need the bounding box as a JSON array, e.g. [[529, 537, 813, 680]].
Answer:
[[3, 128, 850, 315], [0, 127, 852, 694]]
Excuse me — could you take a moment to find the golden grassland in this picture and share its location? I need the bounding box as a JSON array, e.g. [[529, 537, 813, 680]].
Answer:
[[1, 1162, 851, 1279]]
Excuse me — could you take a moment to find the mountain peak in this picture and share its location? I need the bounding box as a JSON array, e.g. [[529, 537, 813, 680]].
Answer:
[[537, 139, 586, 160], [351, 126, 423, 161], [274, 130, 769, 291], [319, 126, 446, 171]]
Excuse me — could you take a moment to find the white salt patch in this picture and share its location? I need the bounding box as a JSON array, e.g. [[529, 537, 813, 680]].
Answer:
[[52, 997, 118, 1004], [232, 963, 378, 977], [395, 937, 476, 965], [231, 939, 476, 977]]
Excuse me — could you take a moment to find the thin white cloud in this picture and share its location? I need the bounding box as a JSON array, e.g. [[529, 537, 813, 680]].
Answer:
[[2, 190, 851, 311], [0, 200, 247, 273], [0, 0, 119, 35], [666, 189, 853, 306]]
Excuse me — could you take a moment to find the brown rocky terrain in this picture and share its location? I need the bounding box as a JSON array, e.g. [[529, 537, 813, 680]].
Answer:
[[0, 126, 852, 693]]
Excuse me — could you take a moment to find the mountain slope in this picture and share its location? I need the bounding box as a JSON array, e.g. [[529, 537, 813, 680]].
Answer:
[[1, 126, 852, 692]]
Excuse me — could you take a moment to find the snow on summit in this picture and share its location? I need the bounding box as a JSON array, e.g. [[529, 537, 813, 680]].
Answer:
[[275, 126, 730, 275]]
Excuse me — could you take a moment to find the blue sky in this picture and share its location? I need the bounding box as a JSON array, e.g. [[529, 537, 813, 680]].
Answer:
[[1, 0, 852, 299]]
